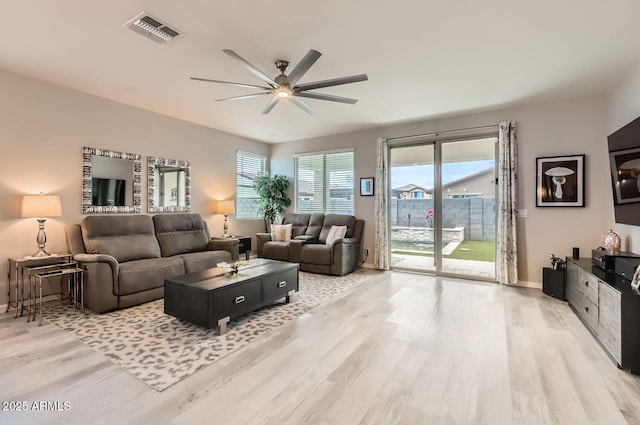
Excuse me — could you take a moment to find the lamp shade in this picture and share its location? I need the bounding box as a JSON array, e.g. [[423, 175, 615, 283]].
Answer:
[[216, 200, 235, 215], [21, 195, 62, 218]]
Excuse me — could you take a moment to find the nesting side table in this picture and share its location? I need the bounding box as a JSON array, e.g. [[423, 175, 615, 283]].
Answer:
[[28, 262, 83, 326], [6, 254, 72, 318]]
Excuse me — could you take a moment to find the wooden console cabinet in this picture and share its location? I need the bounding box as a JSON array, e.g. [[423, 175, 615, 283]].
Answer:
[[566, 258, 640, 373]]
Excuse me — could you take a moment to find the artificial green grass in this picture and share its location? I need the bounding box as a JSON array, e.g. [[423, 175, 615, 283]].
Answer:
[[448, 240, 496, 262], [392, 240, 496, 262]]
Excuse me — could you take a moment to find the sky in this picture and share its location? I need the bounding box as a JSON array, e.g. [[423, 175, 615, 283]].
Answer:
[[391, 160, 495, 189]]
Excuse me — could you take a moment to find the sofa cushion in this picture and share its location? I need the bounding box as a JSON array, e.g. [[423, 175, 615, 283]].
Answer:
[[178, 250, 232, 274], [282, 213, 311, 238], [117, 257, 185, 296], [318, 215, 356, 243], [326, 225, 347, 245], [300, 244, 332, 265], [81, 215, 161, 263], [271, 223, 292, 241], [153, 213, 210, 257], [305, 213, 325, 238]]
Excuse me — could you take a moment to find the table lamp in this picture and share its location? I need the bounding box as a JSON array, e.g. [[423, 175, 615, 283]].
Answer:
[[216, 200, 235, 238], [21, 193, 62, 257]]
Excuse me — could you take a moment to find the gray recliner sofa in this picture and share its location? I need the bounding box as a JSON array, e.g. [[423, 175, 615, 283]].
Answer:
[[256, 213, 364, 276], [65, 213, 239, 313]]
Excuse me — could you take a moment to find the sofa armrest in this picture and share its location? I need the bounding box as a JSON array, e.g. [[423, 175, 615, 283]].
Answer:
[[72, 253, 121, 312], [208, 238, 240, 261], [256, 233, 272, 257], [330, 237, 361, 275], [340, 237, 360, 245], [288, 239, 305, 263], [294, 235, 318, 243], [256, 232, 272, 242], [73, 253, 119, 275]]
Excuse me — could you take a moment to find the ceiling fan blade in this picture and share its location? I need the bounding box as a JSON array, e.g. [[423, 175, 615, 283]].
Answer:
[[295, 92, 358, 104], [223, 49, 278, 88], [284, 49, 322, 86], [295, 74, 368, 91], [215, 92, 272, 102], [190, 77, 270, 90], [261, 95, 279, 115], [290, 97, 316, 115]]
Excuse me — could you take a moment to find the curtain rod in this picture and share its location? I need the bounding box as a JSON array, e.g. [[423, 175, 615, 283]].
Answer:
[[385, 124, 498, 142]]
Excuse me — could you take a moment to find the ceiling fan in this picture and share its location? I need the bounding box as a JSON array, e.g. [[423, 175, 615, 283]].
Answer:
[[191, 49, 368, 115]]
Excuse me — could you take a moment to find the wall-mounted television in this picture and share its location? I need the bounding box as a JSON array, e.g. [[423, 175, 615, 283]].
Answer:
[[608, 115, 640, 225], [92, 177, 126, 206]]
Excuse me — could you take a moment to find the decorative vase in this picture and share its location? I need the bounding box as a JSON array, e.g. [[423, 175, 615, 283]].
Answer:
[[601, 229, 621, 253]]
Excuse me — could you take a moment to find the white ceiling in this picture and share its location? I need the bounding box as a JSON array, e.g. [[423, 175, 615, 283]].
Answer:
[[1, 1, 639, 143]]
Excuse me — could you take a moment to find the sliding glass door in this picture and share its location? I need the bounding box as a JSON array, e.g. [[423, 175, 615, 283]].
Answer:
[[389, 136, 497, 280], [389, 143, 436, 272]]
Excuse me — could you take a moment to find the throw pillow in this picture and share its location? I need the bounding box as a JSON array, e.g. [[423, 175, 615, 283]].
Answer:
[[271, 223, 292, 241], [325, 225, 347, 245]]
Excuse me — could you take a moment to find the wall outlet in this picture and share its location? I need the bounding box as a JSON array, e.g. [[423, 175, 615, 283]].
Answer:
[[516, 209, 528, 218], [364, 248, 369, 257]]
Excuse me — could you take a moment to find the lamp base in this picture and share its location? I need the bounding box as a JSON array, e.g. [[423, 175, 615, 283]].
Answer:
[[223, 214, 230, 238], [30, 248, 52, 257], [31, 218, 51, 257]]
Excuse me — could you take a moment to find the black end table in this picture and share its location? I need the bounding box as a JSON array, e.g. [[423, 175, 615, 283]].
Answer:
[[543, 267, 566, 301], [235, 236, 251, 260]]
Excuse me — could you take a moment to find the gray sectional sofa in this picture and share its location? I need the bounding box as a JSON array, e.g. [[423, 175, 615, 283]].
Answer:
[[256, 213, 364, 276], [65, 213, 239, 313]]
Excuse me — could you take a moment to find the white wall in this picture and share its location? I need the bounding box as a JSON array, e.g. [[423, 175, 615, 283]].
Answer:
[[607, 59, 640, 251], [0, 69, 269, 306], [270, 95, 611, 285]]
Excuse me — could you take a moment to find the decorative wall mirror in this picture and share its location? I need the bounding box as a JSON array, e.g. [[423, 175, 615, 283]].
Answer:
[[82, 146, 142, 214], [147, 156, 191, 213]]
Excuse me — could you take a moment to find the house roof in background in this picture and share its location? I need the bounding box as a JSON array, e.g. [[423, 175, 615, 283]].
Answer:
[[442, 167, 495, 188], [1, 1, 639, 143]]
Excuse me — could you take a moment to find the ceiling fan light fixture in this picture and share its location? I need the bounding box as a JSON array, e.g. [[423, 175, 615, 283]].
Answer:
[[275, 86, 291, 98], [191, 49, 368, 114]]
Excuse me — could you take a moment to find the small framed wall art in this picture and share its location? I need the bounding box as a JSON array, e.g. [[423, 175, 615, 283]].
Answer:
[[360, 177, 374, 196], [536, 154, 585, 207]]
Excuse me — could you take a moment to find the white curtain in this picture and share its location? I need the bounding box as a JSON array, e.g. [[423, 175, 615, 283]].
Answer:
[[496, 121, 518, 284], [374, 137, 390, 270]]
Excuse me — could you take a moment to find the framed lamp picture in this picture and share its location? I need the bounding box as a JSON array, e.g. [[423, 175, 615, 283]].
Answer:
[[360, 177, 374, 196], [536, 154, 585, 207]]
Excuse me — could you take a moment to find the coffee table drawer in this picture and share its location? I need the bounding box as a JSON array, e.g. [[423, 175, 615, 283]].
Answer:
[[262, 268, 298, 301], [213, 278, 261, 319]]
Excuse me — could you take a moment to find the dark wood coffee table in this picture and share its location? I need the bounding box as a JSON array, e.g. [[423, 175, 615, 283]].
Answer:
[[164, 259, 299, 334]]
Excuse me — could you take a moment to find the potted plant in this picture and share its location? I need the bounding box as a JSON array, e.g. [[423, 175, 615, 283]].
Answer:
[[253, 174, 291, 230]]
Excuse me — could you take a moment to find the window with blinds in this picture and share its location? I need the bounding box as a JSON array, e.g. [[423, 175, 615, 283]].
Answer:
[[236, 151, 267, 219], [294, 150, 354, 214]]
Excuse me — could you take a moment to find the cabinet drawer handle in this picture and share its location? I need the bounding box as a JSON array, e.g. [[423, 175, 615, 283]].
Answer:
[[278, 281, 287, 288], [235, 295, 245, 304], [585, 306, 589, 313], [584, 281, 589, 287]]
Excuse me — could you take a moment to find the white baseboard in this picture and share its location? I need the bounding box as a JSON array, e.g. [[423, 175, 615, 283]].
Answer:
[[360, 263, 376, 269], [513, 280, 542, 289], [0, 303, 7, 313]]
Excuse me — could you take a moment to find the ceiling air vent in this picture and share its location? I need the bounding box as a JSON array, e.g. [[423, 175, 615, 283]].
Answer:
[[124, 12, 181, 44]]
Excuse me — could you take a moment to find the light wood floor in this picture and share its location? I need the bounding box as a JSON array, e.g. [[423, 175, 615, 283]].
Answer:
[[2, 270, 640, 425]]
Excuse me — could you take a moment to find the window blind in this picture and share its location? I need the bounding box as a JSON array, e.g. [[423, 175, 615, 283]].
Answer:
[[236, 151, 267, 219], [294, 150, 354, 214]]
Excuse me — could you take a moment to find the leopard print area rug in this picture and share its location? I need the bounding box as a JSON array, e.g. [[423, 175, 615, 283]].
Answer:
[[45, 271, 370, 392]]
